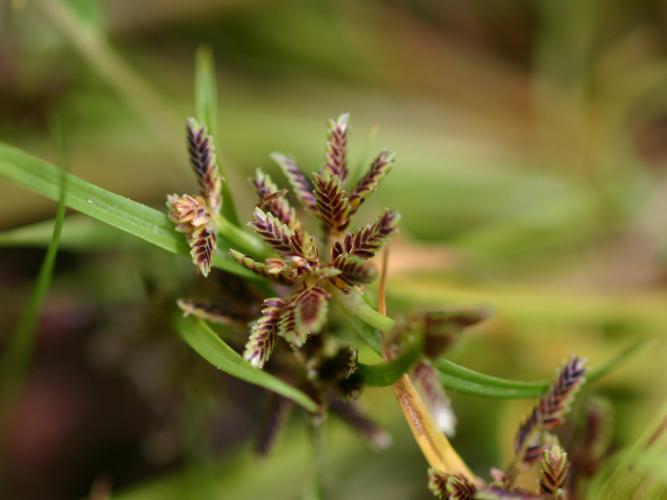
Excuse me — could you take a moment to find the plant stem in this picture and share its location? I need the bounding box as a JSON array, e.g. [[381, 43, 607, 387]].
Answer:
[[392, 375, 475, 479], [215, 215, 270, 260], [333, 289, 395, 334]]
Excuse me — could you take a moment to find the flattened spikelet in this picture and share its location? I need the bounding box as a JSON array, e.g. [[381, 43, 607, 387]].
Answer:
[[186, 118, 221, 213], [244, 298, 285, 368], [289, 224, 319, 262], [342, 209, 399, 259], [515, 356, 587, 454], [189, 225, 217, 277], [249, 207, 294, 256], [271, 152, 317, 212], [540, 445, 569, 498], [313, 171, 351, 233], [332, 253, 377, 286], [349, 150, 394, 214], [253, 168, 295, 226], [294, 286, 330, 337], [277, 301, 302, 348], [166, 193, 210, 232], [428, 469, 476, 499], [324, 113, 350, 182]]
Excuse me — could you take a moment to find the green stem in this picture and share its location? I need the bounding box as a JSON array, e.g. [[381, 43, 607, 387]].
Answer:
[[332, 288, 396, 333], [216, 215, 270, 260]]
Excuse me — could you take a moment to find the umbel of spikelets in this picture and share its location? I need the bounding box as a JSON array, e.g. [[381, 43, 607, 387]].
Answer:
[[168, 113, 399, 369], [223, 114, 399, 368]]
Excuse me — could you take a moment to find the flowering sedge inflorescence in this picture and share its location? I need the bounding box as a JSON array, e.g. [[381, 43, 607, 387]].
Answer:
[[168, 113, 398, 370], [428, 356, 587, 499], [166, 118, 222, 277]]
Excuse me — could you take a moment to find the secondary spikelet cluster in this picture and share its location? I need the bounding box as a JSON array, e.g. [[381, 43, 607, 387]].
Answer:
[[166, 119, 223, 276]]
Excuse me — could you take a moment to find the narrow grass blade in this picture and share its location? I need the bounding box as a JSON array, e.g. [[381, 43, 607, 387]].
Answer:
[[195, 46, 240, 226], [436, 340, 643, 399], [0, 124, 68, 400], [0, 216, 126, 249], [0, 143, 258, 279], [174, 315, 318, 412], [435, 358, 548, 392], [357, 336, 423, 387]]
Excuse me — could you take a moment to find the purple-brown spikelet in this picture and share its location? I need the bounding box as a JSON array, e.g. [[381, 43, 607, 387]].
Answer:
[[294, 286, 330, 337], [253, 169, 296, 227], [313, 171, 351, 233], [189, 225, 217, 277], [249, 208, 294, 256], [277, 301, 301, 348], [330, 399, 391, 449], [428, 469, 477, 499], [540, 445, 569, 498], [323, 113, 349, 182], [515, 356, 587, 456], [271, 152, 318, 213], [244, 298, 285, 368], [288, 224, 319, 263], [349, 150, 395, 214], [332, 253, 377, 286], [255, 395, 293, 456], [186, 118, 221, 214], [342, 209, 400, 259], [166, 193, 211, 232]]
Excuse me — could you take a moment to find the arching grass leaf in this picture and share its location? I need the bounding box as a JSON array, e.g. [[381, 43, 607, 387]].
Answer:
[[0, 143, 259, 279], [1, 125, 68, 400], [174, 315, 317, 412]]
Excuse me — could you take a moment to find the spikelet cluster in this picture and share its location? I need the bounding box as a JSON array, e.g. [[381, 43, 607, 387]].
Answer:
[[166, 119, 223, 276]]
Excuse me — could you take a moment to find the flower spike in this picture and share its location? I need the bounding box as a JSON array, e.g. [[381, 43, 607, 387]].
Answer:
[[349, 150, 395, 214], [323, 112, 350, 182], [313, 171, 351, 233], [186, 118, 222, 214], [271, 152, 318, 213]]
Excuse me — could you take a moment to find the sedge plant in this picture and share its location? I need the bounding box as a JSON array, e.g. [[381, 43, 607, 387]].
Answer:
[[0, 51, 659, 499]]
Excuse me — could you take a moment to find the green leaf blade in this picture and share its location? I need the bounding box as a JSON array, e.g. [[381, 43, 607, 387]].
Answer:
[[174, 315, 318, 412], [0, 143, 257, 279], [1, 129, 68, 400], [195, 46, 240, 226]]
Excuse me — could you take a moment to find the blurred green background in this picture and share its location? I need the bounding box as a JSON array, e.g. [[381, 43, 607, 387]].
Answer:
[[0, 0, 666, 499]]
